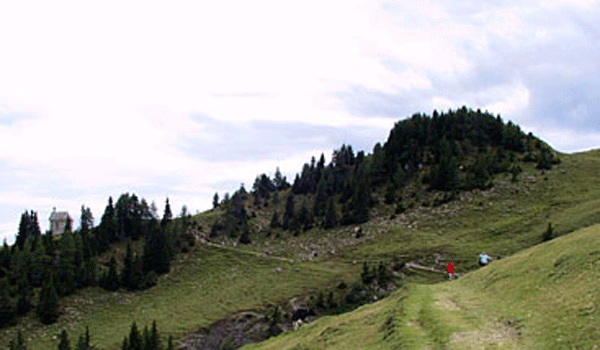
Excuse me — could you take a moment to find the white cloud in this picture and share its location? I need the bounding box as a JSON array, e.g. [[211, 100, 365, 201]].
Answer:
[[0, 0, 598, 243]]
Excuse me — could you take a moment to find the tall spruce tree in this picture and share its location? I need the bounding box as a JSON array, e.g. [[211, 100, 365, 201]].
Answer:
[[121, 241, 134, 290], [352, 164, 370, 224], [15, 271, 33, 315], [75, 327, 91, 350], [149, 320, 159, 350], [0, 277, 16, 327], [128, 322, 143, 350], [79, 206, 94, 234], [167, 335, 174, 350], [37, 271, 59, 324], [102, 257, 119, 291], [9, 329, 26, 350], [323, 197, 338, 229], [15, 211, 31, 251], [161, 198, 172, 229], [58, 329, 71, 350], [213, 193, 219, 209], [283, 193, 295, 230], [98, 197, 117, 250]]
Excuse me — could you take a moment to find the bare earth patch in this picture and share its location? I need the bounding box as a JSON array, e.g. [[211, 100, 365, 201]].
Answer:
[[450, 323, 521, 349]]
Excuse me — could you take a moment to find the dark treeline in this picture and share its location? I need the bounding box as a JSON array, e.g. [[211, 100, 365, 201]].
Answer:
[[6, 320, 174, 350], [0, 194, 195, 328], [210, 107, 561, 241]]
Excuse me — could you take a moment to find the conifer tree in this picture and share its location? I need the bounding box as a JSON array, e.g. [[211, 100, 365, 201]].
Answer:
[[79, 206, 94, 234], [352, 164, 371, 224], [98, 197, 117, 250], [313, 180, 327, 217], [239, 226, 251, 245], [0, 278, 16, 327], [121, 241, 134, 290], [102, 257, 119, 291], [9, 329, 26, 350], [167, 335, 174, 350], [37, 271, 59, 324], [58, 329, 71, 350], [15, 211, 31, 251], [143, 325, 150, 350], [15, 271, 33, 315], [0, 239, 10, 278], [283, 193, 295, 230], [270, 211, 280, 228], [323, 197, 338, 229], [213, 193, 219, 209], [129, 322, 143, 350], [56, 232, 76, 296], [161, 198, 172, 229], [76, 327, 91, 350], [154, 227, 170, 274], [150, 320, 159, 350]]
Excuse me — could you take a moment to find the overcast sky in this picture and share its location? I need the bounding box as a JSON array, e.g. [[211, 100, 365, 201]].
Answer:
[[1, 0, 599, 244]]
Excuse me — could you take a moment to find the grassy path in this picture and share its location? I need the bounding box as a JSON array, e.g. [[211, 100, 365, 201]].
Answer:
[[245, 224, 600, 349]]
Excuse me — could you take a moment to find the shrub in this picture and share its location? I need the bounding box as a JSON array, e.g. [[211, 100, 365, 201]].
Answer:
[[542, 223, 553, 242]]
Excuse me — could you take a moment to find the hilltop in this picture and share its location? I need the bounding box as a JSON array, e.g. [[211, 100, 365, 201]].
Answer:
[[1, 108, 599, 349]]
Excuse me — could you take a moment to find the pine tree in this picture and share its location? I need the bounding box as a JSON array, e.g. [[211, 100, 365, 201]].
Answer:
[[283, 193, 295, 230], [213, 193, 219, 209], [161, 198, 172, 229], [150, 320, 159, 350], [58, 329, 71, 350], [543, 222, 553, 242], [15, 211, 31, 251], [239, 226, 251, 245], [313, 180, 327, 217], [143, 325, 150, 350], [129, 322, 143, 350], [9, 329, 26, 350], [270, 211, 280, 228], [37, 271, 59, 324], [154, 227, 170, 274], [98, 197, 117, 250], [79, 206, 94, 234], [121, 241, 134, 290], [76, 327, 91, 350], [273, 167, 288, 190], [102, 257, 119, 291], [323, 197, 338, 229], [167, 335, 174, 350], [0, 278, 16, 327], [15, 271, 33, 315], [384, 182, 396, 205], [352, 164, 371, 224], [0, 239, 10, 278], [56, 231, 76, 296]]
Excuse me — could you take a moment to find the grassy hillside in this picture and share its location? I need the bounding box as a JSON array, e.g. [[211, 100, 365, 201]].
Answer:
[[3, 147, 599, 349], [245, 150, 600, 274], [245, 223, 600, 349], [0, 245, 357, 350]]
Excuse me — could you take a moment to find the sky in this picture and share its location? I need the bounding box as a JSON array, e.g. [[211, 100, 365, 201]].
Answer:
[[1, 0, 599, 244]]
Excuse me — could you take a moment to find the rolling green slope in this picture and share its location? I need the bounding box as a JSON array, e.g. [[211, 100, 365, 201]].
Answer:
[[245, 223, 600, 349]]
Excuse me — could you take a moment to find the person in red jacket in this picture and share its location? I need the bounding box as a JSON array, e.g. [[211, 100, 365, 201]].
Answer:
[[447, 262, 455, 279]]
